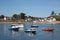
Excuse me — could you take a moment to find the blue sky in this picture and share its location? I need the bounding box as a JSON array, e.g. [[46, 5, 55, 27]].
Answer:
[[0, 0, 60, 17]]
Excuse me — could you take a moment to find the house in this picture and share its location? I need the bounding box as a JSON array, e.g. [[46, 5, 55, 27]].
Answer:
[[4, 17, 7, 21]]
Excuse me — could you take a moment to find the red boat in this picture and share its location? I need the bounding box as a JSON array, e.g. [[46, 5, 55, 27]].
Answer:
[[42, 28, 54, 31]]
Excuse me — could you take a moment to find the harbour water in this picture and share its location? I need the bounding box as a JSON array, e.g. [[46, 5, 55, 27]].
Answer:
[[0, 24, 60, 40]]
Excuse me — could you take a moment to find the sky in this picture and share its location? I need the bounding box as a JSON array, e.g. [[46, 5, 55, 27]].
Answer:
[[0, 0, 60, 17]]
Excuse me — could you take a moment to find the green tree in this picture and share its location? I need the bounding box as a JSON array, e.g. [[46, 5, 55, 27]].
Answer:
[[51, 11, 55, 16], [20, 13, 25, 19], [28, 16, 32, 18], [28, 16, 35, 20], [18, 15, 20, 20], [12, 14, 18, 20], [0, 15, 5, 19]]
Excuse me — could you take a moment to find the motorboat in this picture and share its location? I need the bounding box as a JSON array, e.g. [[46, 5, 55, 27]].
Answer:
[[11, 24, 24, 28], [25, 28, 37, 33], [9, 24, 19, 31], [31, 20, 38, 28], [9, 24, 24, 31], [31, 25, 38, 28]]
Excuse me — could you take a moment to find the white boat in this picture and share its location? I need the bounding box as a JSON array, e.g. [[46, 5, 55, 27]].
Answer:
[[9, 24, 24, 31], [32, 20, 38, 28], [11, 24, 24, 28], [25, 28, 37, 33], [10, 24, 19, 31], [31, 25, 38, 28]]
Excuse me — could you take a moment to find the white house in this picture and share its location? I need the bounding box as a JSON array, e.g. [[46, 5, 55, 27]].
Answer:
[[4, 17, 7, 21]]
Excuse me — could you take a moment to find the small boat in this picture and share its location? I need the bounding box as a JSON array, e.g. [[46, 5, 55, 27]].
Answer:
[[9, 24, 19, 31], [9, 24, 24, 31], [31, 25, 38, 28], [31, 20, 38, 28], [42, 28, 54, 31], [11, 24, 24, 28], [25, 28, 37, 33]]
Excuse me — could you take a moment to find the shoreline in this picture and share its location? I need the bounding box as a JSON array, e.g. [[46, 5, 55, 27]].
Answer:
[[0, 21, 60, 24]]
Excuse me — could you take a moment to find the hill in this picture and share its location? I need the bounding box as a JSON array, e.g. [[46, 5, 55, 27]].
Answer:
[[48, 15, 60, 21]]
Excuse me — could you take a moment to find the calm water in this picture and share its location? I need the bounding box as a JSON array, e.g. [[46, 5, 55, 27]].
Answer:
[[0, 24, 60, 40]]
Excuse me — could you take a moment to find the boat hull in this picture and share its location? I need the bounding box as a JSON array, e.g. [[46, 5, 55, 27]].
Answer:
[[9, 28, 19, 31], [25, 31, 36, 33], [42, 28, 54, 31], [31, 25, 38, 28]]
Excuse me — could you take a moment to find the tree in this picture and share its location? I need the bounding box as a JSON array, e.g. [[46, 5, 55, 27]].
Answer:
[[0, 15, 5, 19], [28, 16, 32, 18], [24, 16, 28, 19], [59, 13, 60, 15], [20, 13, 25, 19], [28, 16, 35, 20], [51, 11, 55, 16], [18, 15, 20, 19], [12, 14, 18, 20]]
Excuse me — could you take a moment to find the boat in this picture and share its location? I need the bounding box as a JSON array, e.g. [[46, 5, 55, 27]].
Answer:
[[25, 28, 37, 33], [11, 24, 24, 28], [9, 24, 24, 30], [31, 20, 38, 28], [42, 28, 54, 31], [9, 24, 19, 31], [31, 25, 38, 28]]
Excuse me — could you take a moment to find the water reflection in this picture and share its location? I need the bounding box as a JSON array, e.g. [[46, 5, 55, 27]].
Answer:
[[9, 30, 19, 37], [43, 30, 54, 40], [9, 27, 24, 38], [51, 32, 54, 40], [19, 27, 24, 31], [25, 32, 36, 37]]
